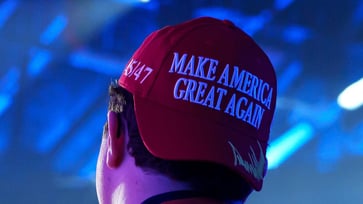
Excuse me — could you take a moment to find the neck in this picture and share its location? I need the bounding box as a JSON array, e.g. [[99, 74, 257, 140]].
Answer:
[[112, 154, 192, 204]]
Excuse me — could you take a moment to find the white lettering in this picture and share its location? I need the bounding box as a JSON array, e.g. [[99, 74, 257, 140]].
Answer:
[[206, 58, 218, 80], [214, 88, 227, 111], [169, 53, 217, 81], [169, 52, 187, 74], [183, 55, 195, 76], [229, 66, 246, 91], [195, 56, 209, 80], [173, 78, 227, 111], [224, 93, 236, 117], [228, 141, 265, 181], [169, 52, 274, 130], [217, 64, 230, 86], [173, 78, 187, 99], [224, 95, 265, 129], [123, 59, 154, 84]]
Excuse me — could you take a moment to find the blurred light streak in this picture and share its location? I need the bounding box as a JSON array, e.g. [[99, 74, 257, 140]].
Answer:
[[27, 49, 52, 77], [267, 122, 314, 169], [67, 2, 131, 42], [277, 61, 302, 93], [274, 0, 295, 10], [337, 77, 363, 110], [194, 7, 271, 35], [0, 94, 11, 116], [36, 82, 104, 153], [0, 67, 20, 116], [37, 118, 70, 153], [0, 0, 18, 28], [241, 11, 272, 35], [283, 25, 310, 44], [70, 49, 126, 75], [53, 108, 105, 173], [40, 15, 68, 45], [194, 7, 244, 27], [195, 7, 240, 18], [0, 67, 20, 153]]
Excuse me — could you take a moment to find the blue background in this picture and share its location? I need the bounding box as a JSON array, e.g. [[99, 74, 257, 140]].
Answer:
[[0, 0, 362, 203]]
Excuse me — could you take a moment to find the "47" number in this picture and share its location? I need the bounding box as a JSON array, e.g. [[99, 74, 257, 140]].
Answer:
[[124, 59, 154, 84]]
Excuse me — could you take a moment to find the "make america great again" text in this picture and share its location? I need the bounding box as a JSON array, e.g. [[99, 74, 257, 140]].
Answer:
[[169, 52, 273, 130]]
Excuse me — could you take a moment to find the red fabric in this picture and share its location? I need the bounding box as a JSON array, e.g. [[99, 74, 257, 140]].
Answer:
[[119, 17, 276, 191]]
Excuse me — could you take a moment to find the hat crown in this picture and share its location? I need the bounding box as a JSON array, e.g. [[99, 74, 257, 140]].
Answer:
[[119, 17, 277, 191]]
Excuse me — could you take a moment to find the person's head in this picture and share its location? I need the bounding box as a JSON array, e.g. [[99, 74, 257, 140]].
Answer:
[[97, 17, 277, 203]]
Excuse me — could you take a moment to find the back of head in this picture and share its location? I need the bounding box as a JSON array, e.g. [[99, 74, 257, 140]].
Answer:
[[108, 84, 252, 201], [116, 16, 277, 201]]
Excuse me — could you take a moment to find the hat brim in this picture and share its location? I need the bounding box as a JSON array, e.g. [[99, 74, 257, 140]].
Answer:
[[133, 95, 265, 191]]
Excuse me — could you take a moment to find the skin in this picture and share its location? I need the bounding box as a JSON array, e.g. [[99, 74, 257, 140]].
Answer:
[[96, 111, 191, 204]]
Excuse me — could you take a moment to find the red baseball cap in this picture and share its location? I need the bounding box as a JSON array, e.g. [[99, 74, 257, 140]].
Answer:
[[119, 17, 277, 191]]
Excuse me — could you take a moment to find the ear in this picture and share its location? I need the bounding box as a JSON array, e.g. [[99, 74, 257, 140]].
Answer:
[[106, 111, 126, 169]]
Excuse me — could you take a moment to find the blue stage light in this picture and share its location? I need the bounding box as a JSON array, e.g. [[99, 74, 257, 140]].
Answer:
[[0, 67, 20, 116], [283, 25, 311, 44], [37, 118, 70, 153], [278, 61, 302, 94], [194, 7, 271, 36], [274, 0, 295, 11], [0, 94, 11, 116], [338, 77, 363, 110], [267, 122, 314, 169], [70, 50, 126, 75], [27, 49, 52, 77], [36, 79, 105, 153], [0, 67, 19, 154], [78, 151, 98, 180], [53, 108, 105, 173], [0, 0, 18, 28], [40, 14, 68, 45]]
